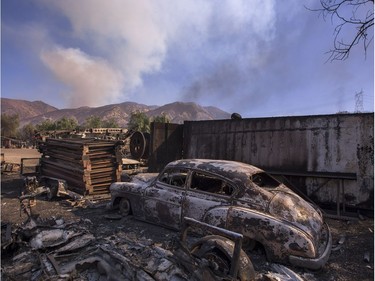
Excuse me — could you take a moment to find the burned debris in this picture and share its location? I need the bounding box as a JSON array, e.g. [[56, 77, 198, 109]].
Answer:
[[1, 175, 373, 281], [2, 211, 314, 281], [2, 216, 186, 281], [1, 153, 21, 174]]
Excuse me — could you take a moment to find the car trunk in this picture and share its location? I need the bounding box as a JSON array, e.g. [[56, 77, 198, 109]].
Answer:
[[268, 192, 323, 241]]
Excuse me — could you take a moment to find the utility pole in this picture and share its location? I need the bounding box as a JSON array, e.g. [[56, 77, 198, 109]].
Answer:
[[355, 90, 364, 113]]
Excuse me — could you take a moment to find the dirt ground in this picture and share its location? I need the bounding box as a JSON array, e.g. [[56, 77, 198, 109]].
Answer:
[[1, 149, 374, 280], [1, 148, 41, 164]]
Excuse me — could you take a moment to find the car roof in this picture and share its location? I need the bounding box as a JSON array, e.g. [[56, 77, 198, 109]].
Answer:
[[166, 159, 263, 182]]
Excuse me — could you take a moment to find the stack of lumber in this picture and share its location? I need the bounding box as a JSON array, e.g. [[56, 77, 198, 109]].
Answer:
[[39, 138, 122, 196]]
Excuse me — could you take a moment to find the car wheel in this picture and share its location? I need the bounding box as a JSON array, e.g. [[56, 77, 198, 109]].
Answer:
[[119, 198, 131, 216]]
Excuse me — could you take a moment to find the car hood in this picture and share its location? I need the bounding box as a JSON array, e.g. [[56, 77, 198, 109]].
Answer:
[[268, 191, 323, 239], [131, 173, 159, 184], [110, 173, 158, 195]]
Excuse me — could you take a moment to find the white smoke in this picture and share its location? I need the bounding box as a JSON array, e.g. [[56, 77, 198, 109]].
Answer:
[[39, 0, 278, 107], [41, 47, 123, 107]]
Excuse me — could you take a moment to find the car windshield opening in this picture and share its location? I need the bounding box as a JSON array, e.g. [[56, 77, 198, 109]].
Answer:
[[158, 168, 188, 187]]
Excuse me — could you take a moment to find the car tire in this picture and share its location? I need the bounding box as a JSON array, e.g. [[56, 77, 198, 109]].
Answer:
[[119, 198, 131, 216]]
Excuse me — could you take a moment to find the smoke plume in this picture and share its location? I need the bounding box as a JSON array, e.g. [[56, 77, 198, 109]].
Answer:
[[39, 0, 279, 108], [41, 47, 123, 107]]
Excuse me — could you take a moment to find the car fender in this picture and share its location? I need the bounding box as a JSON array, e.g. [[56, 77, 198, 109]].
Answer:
[[226, 206, 315, 262], [201, 206, 230, 229], [110, 182, 146, 201], [109, 182, 146, 218]]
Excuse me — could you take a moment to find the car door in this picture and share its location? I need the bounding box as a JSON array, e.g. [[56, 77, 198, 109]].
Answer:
[[143, 168, 187, 229], [182, 170, 234, 226]]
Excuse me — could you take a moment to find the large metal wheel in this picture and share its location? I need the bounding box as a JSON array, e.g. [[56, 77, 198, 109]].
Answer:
[[130, 131, 146, 159], [118, 198, 131, 216]]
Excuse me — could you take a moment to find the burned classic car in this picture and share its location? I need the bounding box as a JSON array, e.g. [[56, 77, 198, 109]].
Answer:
[[109, 159, 332, 270]]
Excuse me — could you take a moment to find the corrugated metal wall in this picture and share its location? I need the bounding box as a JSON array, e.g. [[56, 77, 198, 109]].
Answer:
[[183, 113, 374, 209], [148, 122, 184, 172]]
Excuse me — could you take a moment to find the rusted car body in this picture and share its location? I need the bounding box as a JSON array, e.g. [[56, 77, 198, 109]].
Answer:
[[109, 159, 332, 269]]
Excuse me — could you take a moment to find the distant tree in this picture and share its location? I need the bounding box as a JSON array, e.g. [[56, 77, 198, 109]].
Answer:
[[19, 123, 36, 141], [102, 118, 119, 128], [36, 119, 56, 131], [153, 114, 170, 124], [311, 0, 374, 61], [128, 111, 150, 133], [55, 116, 78, 130], [1, 113, 20, 138], [84, 115, 102, 128]]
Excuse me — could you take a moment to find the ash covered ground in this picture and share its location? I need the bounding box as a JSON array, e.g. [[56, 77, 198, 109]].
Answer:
[[1, 173, 373, 281]]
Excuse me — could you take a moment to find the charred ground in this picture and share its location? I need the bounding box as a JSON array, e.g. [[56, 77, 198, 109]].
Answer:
[[1, 172, 373, 281]]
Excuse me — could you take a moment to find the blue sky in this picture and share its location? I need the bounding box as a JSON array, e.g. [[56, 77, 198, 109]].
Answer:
[[1, 0, 374, 118]]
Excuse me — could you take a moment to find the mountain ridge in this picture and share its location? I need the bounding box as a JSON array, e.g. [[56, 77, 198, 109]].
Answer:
[[1, 98, 231, 127]]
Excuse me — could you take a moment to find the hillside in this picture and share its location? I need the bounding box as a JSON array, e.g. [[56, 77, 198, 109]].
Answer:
[[1, 98, 58, 120], [147, 102, 230, 124], [22, 102, 153, 127], [1, 98, 231, 127]]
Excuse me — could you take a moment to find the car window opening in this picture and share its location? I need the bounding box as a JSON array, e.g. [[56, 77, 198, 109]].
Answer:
[[251, 172, 280, 188], [191, 172, 233, 196]]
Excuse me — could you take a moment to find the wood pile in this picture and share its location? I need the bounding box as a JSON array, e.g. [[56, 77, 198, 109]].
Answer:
[[39, 138, 122, 196]]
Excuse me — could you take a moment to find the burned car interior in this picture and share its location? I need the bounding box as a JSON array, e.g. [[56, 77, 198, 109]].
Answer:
[[190, 172, 234, 196], [158, 168, 234, 196]]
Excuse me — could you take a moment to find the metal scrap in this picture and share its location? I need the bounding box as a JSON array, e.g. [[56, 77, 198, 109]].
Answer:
[[332, 234, 346, 252], [1, 210, 320, 281], [364, 251, 370, 263], [1, 217, 196, 281], [263, 264, 305, 281], [1, 162, 21, 174], [338, 234, 346, 244], [30, 229, 83, 249]]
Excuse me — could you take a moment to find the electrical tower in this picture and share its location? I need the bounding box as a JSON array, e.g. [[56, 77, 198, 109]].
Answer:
[[355, 90, 364, 113]]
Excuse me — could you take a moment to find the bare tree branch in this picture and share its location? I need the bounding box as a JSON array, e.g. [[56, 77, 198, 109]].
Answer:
[[308, 0, 374, 61]]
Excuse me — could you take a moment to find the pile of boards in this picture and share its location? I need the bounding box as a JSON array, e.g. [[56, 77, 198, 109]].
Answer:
[[38, 138, 122, 196]]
